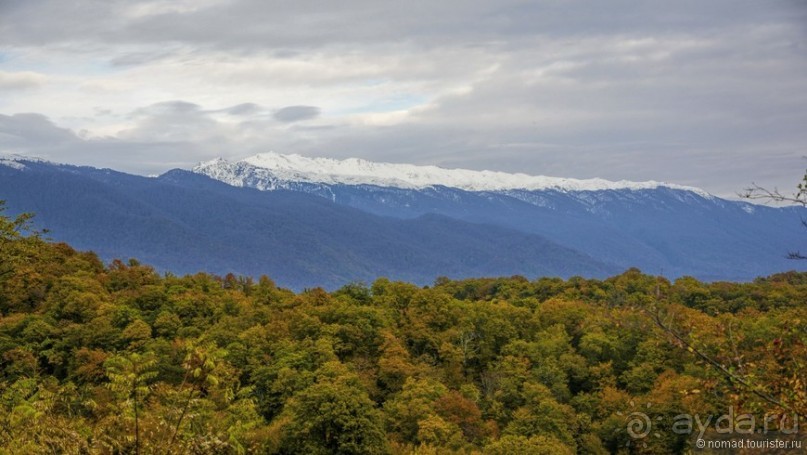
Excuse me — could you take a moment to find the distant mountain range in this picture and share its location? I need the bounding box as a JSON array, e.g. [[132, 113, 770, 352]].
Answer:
[[1, 154, 805, 289]]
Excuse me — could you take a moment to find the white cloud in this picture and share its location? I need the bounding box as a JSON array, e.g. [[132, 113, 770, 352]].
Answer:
[[0, 71, 47, 90]]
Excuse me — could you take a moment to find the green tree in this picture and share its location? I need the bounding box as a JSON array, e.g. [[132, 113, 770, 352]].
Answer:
[[484, 434, 574, 455], [104, 352, 158, 455], [0, 202, 36, 282], [281, 361, 388, 454], [165, 341, 224, 450]]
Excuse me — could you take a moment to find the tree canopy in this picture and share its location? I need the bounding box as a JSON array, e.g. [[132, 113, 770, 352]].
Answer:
[[0, 206, 804, 453]]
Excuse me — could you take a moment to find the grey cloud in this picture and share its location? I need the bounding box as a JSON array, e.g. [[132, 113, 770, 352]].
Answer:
[[0, 113, 179, 174], [120, 103, 219, 144], [133, 101, 266, 118], [281, 118, 806, 198], [223, 103, 263, 116], [0, 113, 78, 146], [2, 1, 803, 51], [0, 100, 323, 173], [109, 51, 174, 67], [131, 101, 203, 116], [1, 96, 803, 199], [0, 110, 237, 175], [273, 106, 320, 123], [0, 0, 805, 196]]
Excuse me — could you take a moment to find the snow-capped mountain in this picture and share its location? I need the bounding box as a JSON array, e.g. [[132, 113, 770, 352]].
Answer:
[[192, 152, 806, 282], [0, 156, 620, 289], [194, 152, 711, 195], [1, 153, 805, 286]]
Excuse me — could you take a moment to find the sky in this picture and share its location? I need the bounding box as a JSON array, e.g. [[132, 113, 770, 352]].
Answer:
[[1, 0, 806, 198]]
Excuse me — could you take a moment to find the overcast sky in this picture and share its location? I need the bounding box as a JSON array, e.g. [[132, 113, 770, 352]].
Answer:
[[1, 0, 806, 197]]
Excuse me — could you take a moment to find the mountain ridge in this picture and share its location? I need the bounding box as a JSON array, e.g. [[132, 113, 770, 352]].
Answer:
[[194, 152, 712, 195], [1, 154, 805, 286], [0, 157, 619, 289], [183, 153, 807, 281]]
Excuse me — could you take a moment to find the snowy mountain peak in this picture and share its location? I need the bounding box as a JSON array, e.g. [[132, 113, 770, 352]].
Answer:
[[194, 152, 711, 196], [0, 154, 51, 171]]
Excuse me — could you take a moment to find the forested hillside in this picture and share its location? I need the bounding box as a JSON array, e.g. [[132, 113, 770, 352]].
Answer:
[[1, 206, 805, 454], [0, 160, 618, 288], [3, 158, 807, 286]]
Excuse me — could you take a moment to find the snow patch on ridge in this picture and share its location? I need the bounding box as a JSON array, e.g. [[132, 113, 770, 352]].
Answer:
[[194, 152, 712, 196], [0, 158, 26, 171], [0, 154, 51, 170]]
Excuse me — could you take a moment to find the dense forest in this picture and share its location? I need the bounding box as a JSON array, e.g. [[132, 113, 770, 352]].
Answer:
[[0, 204, 805, 454]]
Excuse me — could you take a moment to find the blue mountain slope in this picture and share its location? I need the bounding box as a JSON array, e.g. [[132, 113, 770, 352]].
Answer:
[[190, 153, 807, 279], [267, 181, 806, 281], [0, 160, 618, 289]]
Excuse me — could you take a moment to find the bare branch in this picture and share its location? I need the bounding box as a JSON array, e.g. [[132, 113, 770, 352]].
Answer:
[[645, 305, 806, 419], [740, 183, 806, 206], [741, 170, 807, 260]]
